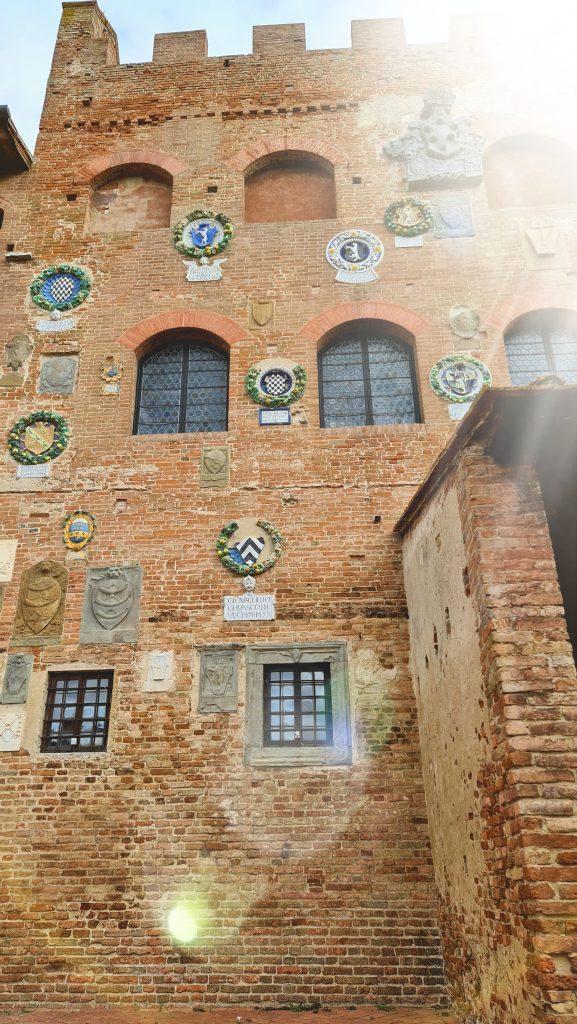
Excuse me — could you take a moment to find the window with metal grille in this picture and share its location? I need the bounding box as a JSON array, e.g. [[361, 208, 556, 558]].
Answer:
[[41, 671, 113, 753], [318, 324, 420, 428], [505, 311, 577, 387], [264, 664, 332, 747], [134, 334, 229, 435]]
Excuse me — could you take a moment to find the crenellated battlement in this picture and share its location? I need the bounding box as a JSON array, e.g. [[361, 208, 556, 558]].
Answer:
[[53, 1, 492, 70]]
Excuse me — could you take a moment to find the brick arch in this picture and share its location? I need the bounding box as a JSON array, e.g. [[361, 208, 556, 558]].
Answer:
[[486, 289, 577, 333], [78, 147, 187, 185], [115, 310, 252, 357], [298, 302, 430, 347], [229, 135, 350, 173]]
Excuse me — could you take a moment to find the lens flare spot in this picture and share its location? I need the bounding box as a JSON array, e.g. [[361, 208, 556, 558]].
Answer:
[[168, 905, 198, 944]]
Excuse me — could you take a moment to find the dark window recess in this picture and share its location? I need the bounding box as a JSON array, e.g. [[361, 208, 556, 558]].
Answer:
[[264, 664, 333, 747], [352, 176, 362, 184], [0, 209, 4, 230], [505, 310, 577, 387], [41, 671, 113, 753], [318, 324, 420, 428], [134, 338, 229, 435], [207, 185, 218, 193]]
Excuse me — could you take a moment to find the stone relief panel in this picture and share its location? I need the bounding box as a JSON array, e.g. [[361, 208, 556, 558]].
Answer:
[[1, 653, 33, 704], [0, 334, 34, 389], [522, 225, 569, 270], [142, 650, 175, 692], [13, 561, 68, 647], [80, 565, 143, 645], [199, 446, 230, 488], [198, 648, 238, 713], [432, 195, 475, 238], [0, 539, 18, 583], [0, 708, 24, 752], [38, 355, 78, 395], [382, 87, 484, 189]]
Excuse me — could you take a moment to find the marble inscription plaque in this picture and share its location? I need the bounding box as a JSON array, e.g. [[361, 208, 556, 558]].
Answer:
[[80, 565, 143, 645], [16, 463, 50, 479], [223, 593, 275, 621], [199, 649, 238, 713], [1, 653, 33, 704]]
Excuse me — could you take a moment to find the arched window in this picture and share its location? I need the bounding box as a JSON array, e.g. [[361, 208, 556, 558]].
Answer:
[[318, 322, 420, 428], [505, 310, 577, 387], [244, 151, 336, 224], [89, 165, 172, 232], [484, 136, 577, 209], [134, 332, 229, 435]]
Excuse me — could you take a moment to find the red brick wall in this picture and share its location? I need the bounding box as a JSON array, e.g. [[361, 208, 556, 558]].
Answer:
[[245, 156, 336, 224], [0, 0, 576, 1014]]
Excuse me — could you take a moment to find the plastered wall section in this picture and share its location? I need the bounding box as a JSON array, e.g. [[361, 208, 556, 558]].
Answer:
[[402, 475, 534, 1024]]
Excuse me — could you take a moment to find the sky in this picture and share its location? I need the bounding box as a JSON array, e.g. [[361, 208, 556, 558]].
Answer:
[[1, 0, 573, 151]]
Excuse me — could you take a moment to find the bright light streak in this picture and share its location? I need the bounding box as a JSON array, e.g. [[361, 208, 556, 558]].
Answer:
[[167, 904, 198, 943]]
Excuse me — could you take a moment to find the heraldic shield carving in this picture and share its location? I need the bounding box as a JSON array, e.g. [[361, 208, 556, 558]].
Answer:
[[80, 565, 143, 645], [13, 561, 68, 646]]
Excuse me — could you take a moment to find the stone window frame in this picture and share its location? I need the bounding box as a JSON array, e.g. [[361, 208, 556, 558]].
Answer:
[[245, 641, 351, 767]]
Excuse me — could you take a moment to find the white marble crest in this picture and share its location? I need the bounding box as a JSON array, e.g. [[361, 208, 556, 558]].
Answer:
[[0, 540, 18, 583], [142, 650, 175, 693], [0, 708, 24, 752]]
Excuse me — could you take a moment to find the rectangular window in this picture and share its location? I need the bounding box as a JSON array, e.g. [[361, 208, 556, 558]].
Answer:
[[264, 664, 333, 747], [41, 671, 113, 753]]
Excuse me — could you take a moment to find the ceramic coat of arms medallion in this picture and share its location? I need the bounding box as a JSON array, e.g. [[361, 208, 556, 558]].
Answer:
[[80, 565, 143, 645], [384, 198, 433, 237], [30, 264, 91, 333], [8, 412, 70, 465], [217, 517, 283, 577], [13, 561, 67, 646], [244, 359, 307, 408], [429, 354, 492, 403], [326, 229, 384, 283], [173, 209, 233, 282], [62, 511, 96, 552]]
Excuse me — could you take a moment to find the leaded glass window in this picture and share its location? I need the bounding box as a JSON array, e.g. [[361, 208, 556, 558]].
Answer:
[[134, 336, 229, 435], [41, 671, 113, 753], [505, 312, 577, 387], [318, 326, 420, 427], [264, 664, 332, 747]]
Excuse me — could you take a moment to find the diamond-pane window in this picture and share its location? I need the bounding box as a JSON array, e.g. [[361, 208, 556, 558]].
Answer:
[[318, 325, 420, 427], [134, 336, 229, 435], [505, 311, 577, 387]]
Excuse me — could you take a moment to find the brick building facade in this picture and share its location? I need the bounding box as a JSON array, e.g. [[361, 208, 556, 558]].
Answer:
[[0, 3, 576, 1021]]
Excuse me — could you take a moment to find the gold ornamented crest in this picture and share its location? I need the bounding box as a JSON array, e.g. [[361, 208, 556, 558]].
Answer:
[[24, 421, 55, 456], [62, 511, 96, 552]]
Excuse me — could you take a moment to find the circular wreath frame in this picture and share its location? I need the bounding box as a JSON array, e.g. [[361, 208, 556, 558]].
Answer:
[[244, 365, 307, 408], [30, 264, 92, 312], [429, 354, 492, 404], [8, 411, 70, 465], [172, 209, 234, 260], [384, 199, 433, 237], [216, 519, 283, 576], [62, 510, 96, 551]]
